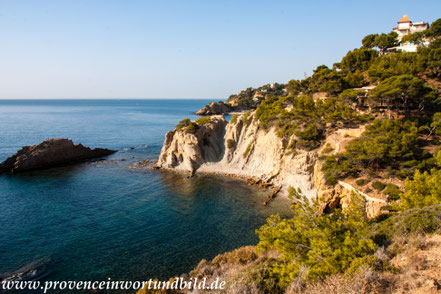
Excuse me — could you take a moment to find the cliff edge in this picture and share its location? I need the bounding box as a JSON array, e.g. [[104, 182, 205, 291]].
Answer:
[[155, 112, 317, 199], [155, 112, 387, 217]]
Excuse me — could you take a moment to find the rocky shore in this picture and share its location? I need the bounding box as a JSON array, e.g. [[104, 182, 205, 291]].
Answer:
[[154, 112, 387, 217], [0, 138, 116, 173]]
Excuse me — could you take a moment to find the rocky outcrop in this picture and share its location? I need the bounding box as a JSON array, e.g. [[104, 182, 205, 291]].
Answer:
[[155, 112, 389, 216], [195, 102, 231, 115], [313, 126, 390, 218], [0, 138, 116, 173], [154, 116, 227, 175], [155, 112, 317, 198]]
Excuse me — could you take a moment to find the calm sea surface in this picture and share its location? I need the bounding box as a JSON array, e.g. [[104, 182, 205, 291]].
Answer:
[[0, 99, 290, 288]]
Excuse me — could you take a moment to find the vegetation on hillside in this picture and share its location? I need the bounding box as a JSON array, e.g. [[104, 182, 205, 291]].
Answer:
[[175, 117, 213, 134], [256, 190, 377, 287], [181, 17, 441, 294], [255, 95, 371, 149], [226, 83, 287, 109], [158, 18, 441, 294]]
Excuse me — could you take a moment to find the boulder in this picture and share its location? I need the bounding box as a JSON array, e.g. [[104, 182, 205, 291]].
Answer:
[[0, 138, 116, 173], [195, 102, 231, 115]]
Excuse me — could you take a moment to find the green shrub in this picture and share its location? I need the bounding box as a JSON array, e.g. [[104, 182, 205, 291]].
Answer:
[[383, 183, 402, 200], [243, 111, 251, 125], [227, 139, 235, 149], [230, 114, 238, 124], [372, 181, 386, 191], [400, 152, 441, 209], [255, 94, 369, 144], [294, 124, 321, 150], [176, 118, 191, 130], [355, 178, 370, 186], [340, 48, 378, 73], [256, 190, 377, 288], [371, 204, 441, 247], [321, 119, 423, 183], [367, 52, 419, 82], [243, 143, 253, 158], [322, 143, 334, 154], [185, 122, 199, 134], [195, 116, 211, 125]]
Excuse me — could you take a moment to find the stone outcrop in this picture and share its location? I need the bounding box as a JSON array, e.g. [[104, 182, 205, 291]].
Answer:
[[195, 102, 231, 115], [0, 138, 116, 173], [155, 112, 317, 199], [154, 116, 227, 174], [155, 111, 389, 216]]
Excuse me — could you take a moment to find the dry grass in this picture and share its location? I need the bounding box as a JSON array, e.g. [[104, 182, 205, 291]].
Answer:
[[285, 266, 390, 294], [143, 234, 441, 294], [383, 234, 441, 294]]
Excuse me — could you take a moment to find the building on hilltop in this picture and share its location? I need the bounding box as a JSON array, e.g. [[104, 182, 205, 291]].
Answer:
[[391, 15, 429, 52], [393, 15, 428, 39]]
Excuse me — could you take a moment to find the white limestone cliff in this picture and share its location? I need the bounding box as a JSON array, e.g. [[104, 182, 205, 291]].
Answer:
[[154, 112, 388, 217]]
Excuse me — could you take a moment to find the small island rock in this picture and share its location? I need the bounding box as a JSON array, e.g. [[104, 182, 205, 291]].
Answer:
[[0, 138, 116, 174], [195, 102, 231, 115]]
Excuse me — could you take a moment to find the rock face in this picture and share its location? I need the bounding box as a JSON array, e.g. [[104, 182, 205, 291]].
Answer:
[[155, 116, 227, 174], [0, 138, 116, 174], [155, 112, 317, 198], [155, 111, 388, 217], [195, 102, 231, 115]]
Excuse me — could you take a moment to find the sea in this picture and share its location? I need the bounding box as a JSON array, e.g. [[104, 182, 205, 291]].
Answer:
[[0, 99, 291, 288]]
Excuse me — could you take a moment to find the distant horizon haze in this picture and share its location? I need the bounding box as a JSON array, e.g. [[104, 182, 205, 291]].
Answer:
[[0, 0, 440, 99]]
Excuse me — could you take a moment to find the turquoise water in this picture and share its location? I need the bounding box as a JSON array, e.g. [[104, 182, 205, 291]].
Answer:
[[0, 100, 290, 286]]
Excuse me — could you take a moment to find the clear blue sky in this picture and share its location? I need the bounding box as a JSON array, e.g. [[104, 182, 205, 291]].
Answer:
[[0, 0, 440, 99]]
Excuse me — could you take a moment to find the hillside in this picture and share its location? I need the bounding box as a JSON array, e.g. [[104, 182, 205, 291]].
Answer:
[[147, 17, 441, 294]]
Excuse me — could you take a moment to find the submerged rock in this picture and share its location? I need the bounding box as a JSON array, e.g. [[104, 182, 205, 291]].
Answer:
[[0, 138, 116, 174], [129, 159, 152, 169], [195, 102, 231, 115], [0, 257, 53, 282]]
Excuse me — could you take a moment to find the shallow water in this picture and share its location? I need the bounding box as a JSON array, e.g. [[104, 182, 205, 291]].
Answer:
[[0, 99, 291, 285]]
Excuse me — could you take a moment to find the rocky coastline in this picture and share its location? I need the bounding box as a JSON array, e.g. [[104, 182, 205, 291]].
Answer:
[[154, 112, 387, 218]]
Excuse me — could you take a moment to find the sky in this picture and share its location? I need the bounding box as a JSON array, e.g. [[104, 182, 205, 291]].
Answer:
[[0, 0, 440, 99]]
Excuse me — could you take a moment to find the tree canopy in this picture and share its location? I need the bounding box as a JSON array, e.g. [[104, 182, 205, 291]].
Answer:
[[256, 189, 376, 286], [362, 32, 399, 54], [370, 75, 437, 116]]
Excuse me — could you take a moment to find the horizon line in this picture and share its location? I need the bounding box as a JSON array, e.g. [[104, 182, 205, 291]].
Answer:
[[0, 97, 221, 100]]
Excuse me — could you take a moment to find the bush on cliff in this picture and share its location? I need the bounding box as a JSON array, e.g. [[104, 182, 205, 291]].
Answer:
[[227, 139, 235, 149], [195, 116, 212, 125], [176, 118, 208, 134], [383, 183, 402, 200], [255, 94, 370, 150], [399, 150, 441, 209], [322, 118, 425, 184], [369, 75, 437, 116], [372, 181, 386, 191], [255, 188, 377, 289], [371, 204, 441, 246], [176, 118, 191, 130]]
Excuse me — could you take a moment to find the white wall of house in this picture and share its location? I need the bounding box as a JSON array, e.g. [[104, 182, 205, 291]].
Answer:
[[391, 15, 429, 52]]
